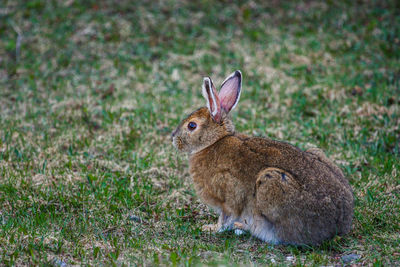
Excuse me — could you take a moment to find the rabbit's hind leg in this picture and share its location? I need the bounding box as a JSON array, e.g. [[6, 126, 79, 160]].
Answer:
[[253, 167, 301, 244], [255, 167, 300, 220]]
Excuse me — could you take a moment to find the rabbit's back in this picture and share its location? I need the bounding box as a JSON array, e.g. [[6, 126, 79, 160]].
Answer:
[[236, 134, 352, 194], [191, 133, 353, 200]]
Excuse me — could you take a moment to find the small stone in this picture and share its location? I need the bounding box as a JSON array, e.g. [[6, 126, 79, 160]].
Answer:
[[128, 215, 142, 223], [341, 253, 360, 263], [52, 258, 68, 267], [286, 256, 294, 262]]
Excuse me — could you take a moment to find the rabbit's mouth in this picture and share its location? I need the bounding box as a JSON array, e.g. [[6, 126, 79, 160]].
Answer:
[[172, 136, 183, 151]]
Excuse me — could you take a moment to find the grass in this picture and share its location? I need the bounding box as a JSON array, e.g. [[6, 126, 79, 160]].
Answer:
[[0, 0, 399, 265]]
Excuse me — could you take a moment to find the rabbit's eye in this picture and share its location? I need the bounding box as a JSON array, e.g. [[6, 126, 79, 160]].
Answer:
[[188, 121, 197, 131]]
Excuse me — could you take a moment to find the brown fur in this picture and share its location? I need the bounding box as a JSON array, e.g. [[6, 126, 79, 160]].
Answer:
[[172, 92, 353, 245]]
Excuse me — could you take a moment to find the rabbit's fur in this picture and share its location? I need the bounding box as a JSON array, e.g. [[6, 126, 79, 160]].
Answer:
[[172, 71, 353, 245]]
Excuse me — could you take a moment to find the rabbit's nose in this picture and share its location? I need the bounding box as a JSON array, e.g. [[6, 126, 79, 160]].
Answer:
[[171, 129, 178, 138], [171, 130, 178, 143]]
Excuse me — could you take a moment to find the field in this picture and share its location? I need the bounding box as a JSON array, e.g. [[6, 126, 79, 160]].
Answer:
[[1, 0, 399, 265]]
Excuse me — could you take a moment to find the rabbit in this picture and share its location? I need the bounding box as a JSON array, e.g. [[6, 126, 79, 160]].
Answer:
[[171, 70, 354, 245]]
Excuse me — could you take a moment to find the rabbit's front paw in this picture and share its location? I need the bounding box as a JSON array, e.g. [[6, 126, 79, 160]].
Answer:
[[217, 224, 232, 233], [202, 224, 219, 232], [234, 221, 245, 229], [202, 223, 232, 233]]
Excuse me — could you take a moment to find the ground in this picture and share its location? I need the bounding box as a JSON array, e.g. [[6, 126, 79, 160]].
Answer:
[[0, 0, 399, 265]]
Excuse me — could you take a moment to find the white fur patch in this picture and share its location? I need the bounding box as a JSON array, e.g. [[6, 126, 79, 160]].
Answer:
[[234, 229, 245, 235], [240, 211, 280, 244]]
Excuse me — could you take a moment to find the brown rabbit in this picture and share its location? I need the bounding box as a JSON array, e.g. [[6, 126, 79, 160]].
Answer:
[[171, 71, 354, 245]]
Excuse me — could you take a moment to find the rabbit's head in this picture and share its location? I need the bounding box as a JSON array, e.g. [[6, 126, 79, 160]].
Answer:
[[172, 71, 242, 154]]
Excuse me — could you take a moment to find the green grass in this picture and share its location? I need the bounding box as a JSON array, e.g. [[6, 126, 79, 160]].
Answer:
[[1, 0, 399, 265]]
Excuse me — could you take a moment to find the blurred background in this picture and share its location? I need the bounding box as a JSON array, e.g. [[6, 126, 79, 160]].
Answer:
[[1, 0, 399, 265]]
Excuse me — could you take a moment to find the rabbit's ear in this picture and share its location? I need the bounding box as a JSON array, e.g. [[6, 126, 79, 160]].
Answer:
[[219, 70, 242, 113], [202, 77, 222, 122]]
